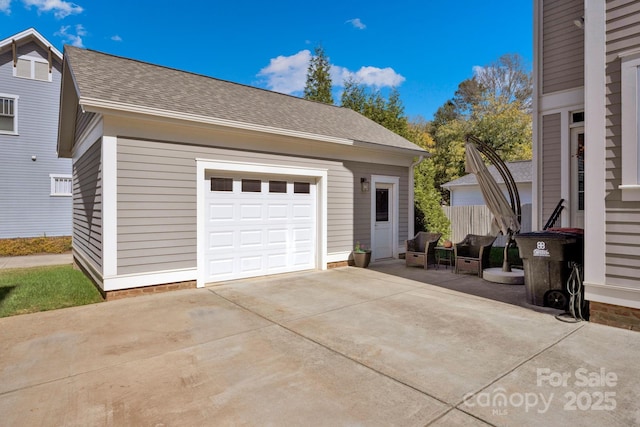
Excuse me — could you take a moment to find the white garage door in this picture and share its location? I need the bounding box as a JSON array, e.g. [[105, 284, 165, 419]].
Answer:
[[204, 173, 316, 282]]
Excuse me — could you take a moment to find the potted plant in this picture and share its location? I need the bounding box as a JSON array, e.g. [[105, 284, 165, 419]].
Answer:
[[353, 242, 372, 268]]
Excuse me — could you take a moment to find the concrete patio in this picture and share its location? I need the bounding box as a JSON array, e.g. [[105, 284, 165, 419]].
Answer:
[[1, 265, 638, 426]]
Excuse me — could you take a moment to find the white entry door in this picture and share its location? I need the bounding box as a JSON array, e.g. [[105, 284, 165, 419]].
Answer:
[[204, 173, 316, 282], [373, 182, 394, 260]]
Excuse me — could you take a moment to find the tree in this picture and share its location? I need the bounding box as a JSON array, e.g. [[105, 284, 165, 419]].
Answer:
[[428, 53, 533, 201], [303, 45, 334, 105]]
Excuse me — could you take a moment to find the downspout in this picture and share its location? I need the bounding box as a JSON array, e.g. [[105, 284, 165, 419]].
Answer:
[[408, 155, 425, 239]]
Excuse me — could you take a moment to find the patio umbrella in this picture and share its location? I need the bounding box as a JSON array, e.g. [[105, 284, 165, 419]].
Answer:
[[465, 142, 521, 271]]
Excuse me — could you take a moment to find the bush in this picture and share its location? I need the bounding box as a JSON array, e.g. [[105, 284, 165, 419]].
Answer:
[[489, 246, 522, 268], [0, 236, 72, 256]]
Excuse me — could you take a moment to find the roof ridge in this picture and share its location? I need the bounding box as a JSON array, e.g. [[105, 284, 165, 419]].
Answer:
[[65, 45, 348, 112]]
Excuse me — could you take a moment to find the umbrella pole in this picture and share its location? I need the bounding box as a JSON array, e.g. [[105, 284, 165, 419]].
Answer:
[[503, 234, 513, 273]]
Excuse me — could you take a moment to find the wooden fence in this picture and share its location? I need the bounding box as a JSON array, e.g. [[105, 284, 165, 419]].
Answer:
[[442, 204, 532, 247]]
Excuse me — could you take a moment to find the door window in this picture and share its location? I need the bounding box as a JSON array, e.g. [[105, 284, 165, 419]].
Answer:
[[376, 188, 389, 222]]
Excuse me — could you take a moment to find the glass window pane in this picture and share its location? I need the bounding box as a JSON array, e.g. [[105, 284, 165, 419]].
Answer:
[[294, 182, 310, 194], [242, 179, 261, 192], [0, 116, 13, 132], [376, 188, 389, 222], [211, 177, 232, 191], [269, 180, 286, 193]]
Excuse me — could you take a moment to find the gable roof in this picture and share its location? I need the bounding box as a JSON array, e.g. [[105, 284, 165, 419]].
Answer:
[[441, 160, 532, 189], [59, 46, 426, 156], [0, 28, 63, 62]]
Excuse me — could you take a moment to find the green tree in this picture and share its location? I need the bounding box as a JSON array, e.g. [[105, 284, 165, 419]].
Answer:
[[304, 45, 334, 105]]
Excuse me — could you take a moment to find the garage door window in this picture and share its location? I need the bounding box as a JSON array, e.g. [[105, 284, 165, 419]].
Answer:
[[269, 180, 287, 193], [211, 177, 232, 191], [242, 179, 261, 192], [294, 182, 310, 194]]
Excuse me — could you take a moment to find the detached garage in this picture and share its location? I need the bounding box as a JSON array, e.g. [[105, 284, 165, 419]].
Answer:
[[57, 46, 427, 297]]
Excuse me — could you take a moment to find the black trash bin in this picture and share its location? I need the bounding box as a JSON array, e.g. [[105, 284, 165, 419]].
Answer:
[[515, 229, 583, 309]]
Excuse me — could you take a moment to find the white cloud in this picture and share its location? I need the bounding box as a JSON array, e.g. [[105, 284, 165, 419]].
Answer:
[[55, 24, 85, 47], [0, 0, 11, 14], [257, 50, 312, 94], [351, 66, 406, 87], [346, 18, 366, 30], [111, 34, 122, 42], [258, 50, 405, 95], [22, 0, 83, 19]]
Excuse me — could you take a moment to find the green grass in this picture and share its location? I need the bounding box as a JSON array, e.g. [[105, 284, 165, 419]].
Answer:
[[0, 265, 103, 317], [489, 246, 523, 268]]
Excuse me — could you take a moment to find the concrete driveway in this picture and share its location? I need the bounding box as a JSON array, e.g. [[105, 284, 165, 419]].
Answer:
[[1, 266, 639, 426]]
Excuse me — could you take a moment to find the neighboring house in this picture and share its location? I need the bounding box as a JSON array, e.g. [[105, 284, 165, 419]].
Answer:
[[441, 160, 532, 207], [534, 0, 640, 329], [0, 28, 71, 238], [57, 46, 427, 296], [441, 160, 532, 244]]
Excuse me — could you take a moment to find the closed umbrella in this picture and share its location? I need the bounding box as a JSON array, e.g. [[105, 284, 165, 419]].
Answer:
[[465, 142, 520, 271]]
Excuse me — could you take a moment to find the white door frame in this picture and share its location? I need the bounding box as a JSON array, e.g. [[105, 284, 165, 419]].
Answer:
[[570, 127, 585, 228], [370, 175, 399, 260], [196, 158, 327, 287]]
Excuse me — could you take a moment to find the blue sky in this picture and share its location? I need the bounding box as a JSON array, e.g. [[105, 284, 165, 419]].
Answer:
[[1, 0, 532, 121]]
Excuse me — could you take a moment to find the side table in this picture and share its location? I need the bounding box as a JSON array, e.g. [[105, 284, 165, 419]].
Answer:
[[435, 246, 454, 269]]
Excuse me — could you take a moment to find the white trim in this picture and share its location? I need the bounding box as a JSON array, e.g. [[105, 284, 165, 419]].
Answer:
[[196, 159, 328, 288], [102, 136, 118, 278], [72, 115, 103, 159], [0, 28, 63, 60], [326, 251, 351, 263], [619, 51, 640, 200], [103, 268, 197, 292], [585, 282, 640, 310], [83, 98, 353, 147], [539, 88, 584, 112], [370, 175, 400, 260], [0, 93, 18, 135], [584, 0, 607, 294], [13, 55, 52, 82], [560, 111, 570, 227], [49, 174, 72, 196]]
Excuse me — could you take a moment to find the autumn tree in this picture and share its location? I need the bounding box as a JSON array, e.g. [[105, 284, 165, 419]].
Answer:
[[303, 45, 334, 105]]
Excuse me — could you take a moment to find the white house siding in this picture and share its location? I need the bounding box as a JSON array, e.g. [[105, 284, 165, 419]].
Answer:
[[542, 0, 585, 94], [116, 137, 408, 276], [450, 183, 533, 207], [0, 42, 71, 238], [73, 139, 103, 273], [604, 1, 640, 290]]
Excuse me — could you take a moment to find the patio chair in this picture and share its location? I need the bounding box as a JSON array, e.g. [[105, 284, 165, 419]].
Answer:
[[405, 232, 442, 269], [454, 234, 496, 278]]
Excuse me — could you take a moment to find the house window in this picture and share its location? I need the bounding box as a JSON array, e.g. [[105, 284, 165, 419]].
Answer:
[[269, 180, 287, 193], [620, 52, 640, 201], [211, 177, 232, 191], [242, 179, 261, 192], [0, 95, 17, 134], [293, 182, 310, 194], [50, 175, 72, 196], [14, 57, 51, 82]]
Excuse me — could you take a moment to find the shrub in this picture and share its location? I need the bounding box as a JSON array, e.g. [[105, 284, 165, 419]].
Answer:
[[0, 236, 72, 256]]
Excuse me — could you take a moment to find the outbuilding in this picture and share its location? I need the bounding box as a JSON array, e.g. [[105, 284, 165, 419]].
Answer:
[[57, 47, 427, 296]]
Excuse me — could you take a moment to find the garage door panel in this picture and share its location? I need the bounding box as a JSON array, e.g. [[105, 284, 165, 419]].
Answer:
[[239, 230, 263, 247], [205, 174, 316, 283]]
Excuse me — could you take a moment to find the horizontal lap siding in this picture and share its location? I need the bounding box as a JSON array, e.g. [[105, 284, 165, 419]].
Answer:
[[118, 139, 407, 275], [605, 1, 640, 289], [0, 44, 71, 238], [542, 0, 584, 94], [541, 114, 562, 223], [73, 140, 102, 271]]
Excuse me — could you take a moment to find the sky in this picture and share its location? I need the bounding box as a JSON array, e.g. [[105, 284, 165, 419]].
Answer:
[[1, 0, 533, 121]]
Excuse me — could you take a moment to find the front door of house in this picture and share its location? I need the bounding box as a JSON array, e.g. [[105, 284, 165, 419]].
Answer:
[[373, 182, 393, 260]]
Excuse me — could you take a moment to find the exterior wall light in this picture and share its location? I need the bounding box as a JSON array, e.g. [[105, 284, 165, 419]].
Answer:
[[361, 177, 369, 192]]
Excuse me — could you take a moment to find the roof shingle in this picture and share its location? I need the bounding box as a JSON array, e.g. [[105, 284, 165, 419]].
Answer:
[[64, 46, 424, 153]]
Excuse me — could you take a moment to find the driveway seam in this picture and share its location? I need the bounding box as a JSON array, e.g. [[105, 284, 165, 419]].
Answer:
[[451, 322, 586, 415], [208, 287, 458, 419]]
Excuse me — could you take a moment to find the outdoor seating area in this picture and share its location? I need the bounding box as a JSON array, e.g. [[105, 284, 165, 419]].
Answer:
[[405, 232, 441, 269], [453, 234, 496, 278]]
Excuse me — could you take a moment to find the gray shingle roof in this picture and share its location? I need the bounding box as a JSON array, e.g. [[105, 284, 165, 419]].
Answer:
[[64, 46, 425, 153], [441, 160, 532, 188]]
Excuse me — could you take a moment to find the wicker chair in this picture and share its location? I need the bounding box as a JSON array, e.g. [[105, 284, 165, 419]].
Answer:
[[405, 232, 442, 269], [454, 234, 496, 278]]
